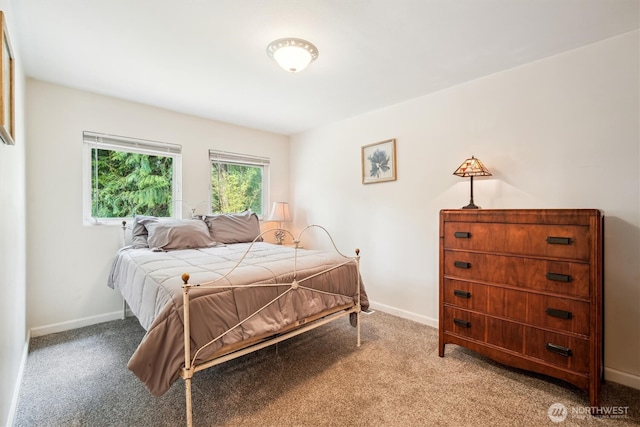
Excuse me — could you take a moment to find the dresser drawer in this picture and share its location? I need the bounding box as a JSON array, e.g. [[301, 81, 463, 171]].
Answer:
[[443, 307, 485, 341], [447, 283, 590, 335], [443, 279, 488, 312], [525, 327, 590, 374], [444, 251, 590, 298], [527, 294, 590, 336], [443, 222, 591, 261]]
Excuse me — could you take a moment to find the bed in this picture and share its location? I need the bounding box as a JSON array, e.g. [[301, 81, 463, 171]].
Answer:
[[107, 211, 368, 426]]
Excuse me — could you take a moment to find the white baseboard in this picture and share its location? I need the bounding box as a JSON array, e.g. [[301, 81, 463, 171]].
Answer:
[[605, 367, 640, 390], [368, 300, 438, 329], [30, 309, 130, 338], [7, 329, 30, 427]]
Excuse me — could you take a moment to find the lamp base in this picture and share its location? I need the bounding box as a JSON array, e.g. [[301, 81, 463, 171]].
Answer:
[[462, 202, 480, 209], [274, 229, 286, 244]]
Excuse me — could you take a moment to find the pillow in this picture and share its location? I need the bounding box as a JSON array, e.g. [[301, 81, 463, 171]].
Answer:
[[131, 215, 157, 249], [145, 219, 216, 251], [203, 211, 262, 244]]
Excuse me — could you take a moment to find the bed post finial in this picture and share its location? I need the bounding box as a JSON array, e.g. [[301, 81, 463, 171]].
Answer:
[[181, 273, 190, 284], [355, 248, 360, 256]]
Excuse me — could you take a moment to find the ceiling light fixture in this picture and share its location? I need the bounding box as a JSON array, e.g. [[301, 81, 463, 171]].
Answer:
[[266, 38, 318, 73]]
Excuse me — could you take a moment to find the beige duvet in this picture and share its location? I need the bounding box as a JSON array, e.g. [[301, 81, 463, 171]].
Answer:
[[108, 242, 368, 396]]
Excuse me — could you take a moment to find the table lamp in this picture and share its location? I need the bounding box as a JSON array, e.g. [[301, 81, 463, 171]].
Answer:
[[453, 156, 492, 209], [267, 202, 292, 244]]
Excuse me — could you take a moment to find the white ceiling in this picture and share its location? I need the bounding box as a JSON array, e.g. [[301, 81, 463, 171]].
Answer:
[[12, 0, 639, 135]]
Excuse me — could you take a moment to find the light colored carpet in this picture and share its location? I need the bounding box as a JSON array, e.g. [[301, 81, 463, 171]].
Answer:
[[14, 310, 639, 426]]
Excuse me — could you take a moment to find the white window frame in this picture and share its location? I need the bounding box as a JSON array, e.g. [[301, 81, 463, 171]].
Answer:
[[209, 150, 270, 218], [83, 131, 183, 224]]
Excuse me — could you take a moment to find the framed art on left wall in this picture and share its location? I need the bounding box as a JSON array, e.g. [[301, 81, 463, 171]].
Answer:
[[0, 11, 14, 145]]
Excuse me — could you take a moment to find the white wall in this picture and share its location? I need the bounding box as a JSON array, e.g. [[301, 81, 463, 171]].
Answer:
[[0, 1, 26, 425], [290, 31, 640, 387], [25, 80, 289, 333]]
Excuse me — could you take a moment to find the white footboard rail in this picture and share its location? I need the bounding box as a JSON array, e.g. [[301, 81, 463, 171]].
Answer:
[[179, 225, 362, 427]]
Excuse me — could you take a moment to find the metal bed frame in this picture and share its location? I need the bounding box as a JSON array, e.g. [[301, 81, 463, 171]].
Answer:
[[120, 223, 363, 427]]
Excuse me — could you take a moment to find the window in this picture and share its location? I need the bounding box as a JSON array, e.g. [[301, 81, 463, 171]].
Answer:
[[210, 150, 269, 217], [83, 131, 182, 222]]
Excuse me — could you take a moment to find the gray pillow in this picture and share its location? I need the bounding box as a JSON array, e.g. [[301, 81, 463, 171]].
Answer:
[[204, 211, 262, 244], [131, 215, 157, 249], [145, 219, 216, 251]]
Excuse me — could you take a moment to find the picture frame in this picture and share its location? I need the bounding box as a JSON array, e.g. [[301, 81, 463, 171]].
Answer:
[[361, 138, 396, 184], [0, 11, 14, 145]]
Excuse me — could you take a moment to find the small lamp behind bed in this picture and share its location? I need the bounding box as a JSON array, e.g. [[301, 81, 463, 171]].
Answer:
[[267, 202, 292, 244]]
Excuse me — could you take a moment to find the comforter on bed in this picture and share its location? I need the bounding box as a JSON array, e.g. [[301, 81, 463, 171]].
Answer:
[[107, 242, 368, 396]]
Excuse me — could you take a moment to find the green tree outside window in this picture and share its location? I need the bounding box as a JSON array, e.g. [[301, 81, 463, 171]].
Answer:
[[211, 162, 263, 215], [91, 149, 173, 218]]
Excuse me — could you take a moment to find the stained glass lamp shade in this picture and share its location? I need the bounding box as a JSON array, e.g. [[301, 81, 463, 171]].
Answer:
[[453, 156, 492, 209]]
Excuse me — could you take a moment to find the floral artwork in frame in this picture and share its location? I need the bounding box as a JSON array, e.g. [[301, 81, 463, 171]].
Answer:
[[361, 138, 396, 184]]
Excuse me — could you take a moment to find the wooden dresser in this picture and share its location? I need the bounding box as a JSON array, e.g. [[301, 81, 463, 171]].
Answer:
[[439, 209, 603, 408]]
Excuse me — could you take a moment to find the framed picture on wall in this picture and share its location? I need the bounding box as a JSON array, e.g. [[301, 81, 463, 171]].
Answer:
[[361, 138, 396, 184], [0, 11, 14, 146]]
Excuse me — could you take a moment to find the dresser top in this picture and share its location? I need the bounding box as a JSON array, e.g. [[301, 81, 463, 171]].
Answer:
[[440, 208, 602, 225]]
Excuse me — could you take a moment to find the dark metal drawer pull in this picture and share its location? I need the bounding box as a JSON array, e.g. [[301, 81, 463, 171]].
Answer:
[[546, 272, 572, 282], [546, 343, 572, 357], [454, 231, 472, 238], [454, 290, 471, 299], [453, 318, 471, 328], [546, 236, 573, 245], [454, 261, 471, 269], [545, 307, 573, 319]]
